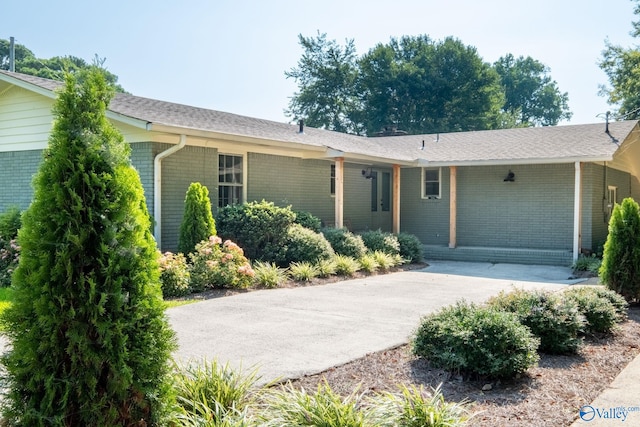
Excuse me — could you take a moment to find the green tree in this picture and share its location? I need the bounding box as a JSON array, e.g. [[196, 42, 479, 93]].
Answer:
[[599, 1, 640, 119], [178, 182, 217, 254], [1, 69, 175, 425], [0, 38, 125, 92], [358, 35, 505, 134], [494, 54, 572, 126], [285, 32, 363, 134], [599, 197, 640, 301]]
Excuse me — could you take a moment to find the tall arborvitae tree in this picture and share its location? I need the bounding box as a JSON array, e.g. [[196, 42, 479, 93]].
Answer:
[[1, 69, 176, 425], [178, 182, 217, 254], [600, 197, 640, 302]]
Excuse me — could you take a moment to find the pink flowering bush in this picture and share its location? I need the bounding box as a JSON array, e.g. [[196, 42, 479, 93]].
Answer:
[[189, 236, 255, 290], [0, 237, 20, 287], [158, 251, 191, 297]]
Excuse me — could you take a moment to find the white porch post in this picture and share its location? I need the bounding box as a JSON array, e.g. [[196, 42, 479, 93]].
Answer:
[[449, 166, 457, 249], [573, 161, 582, 262], [335, 158, 344, 229], [392, 164, 401, 234]]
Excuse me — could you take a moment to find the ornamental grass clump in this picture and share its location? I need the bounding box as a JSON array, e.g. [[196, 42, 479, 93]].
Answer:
[[333, 254, 361, 277], [252, 261, 289, 288], [372, 250, 397, 271], [370, 384, 470, 427], [189, 236, 255, 291], [289, 261, 319, 282], [172, 359, 261, 425], [358, 253, 379, 274], [0, 69, 176, 426], [487, 288, 585, 354], [260, 381, 370, 427], [413, 301, 540, 379]]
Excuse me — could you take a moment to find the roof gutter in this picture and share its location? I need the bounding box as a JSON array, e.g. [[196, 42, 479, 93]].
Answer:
[[416, 156, 614, 167], [154, 134, 187, 249]]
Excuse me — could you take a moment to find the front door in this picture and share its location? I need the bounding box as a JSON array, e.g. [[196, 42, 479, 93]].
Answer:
[[370, 169, 393, 231]]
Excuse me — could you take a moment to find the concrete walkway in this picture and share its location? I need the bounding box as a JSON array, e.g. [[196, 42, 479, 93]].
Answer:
[[168, 261, 578, 383]]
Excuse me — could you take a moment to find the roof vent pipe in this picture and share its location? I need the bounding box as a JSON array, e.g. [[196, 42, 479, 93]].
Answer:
[[298, 119, 304, 134]]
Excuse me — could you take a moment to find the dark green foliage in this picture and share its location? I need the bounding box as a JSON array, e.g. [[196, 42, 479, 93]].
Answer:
[[487, 289, 585, 354], [285, 224, 335, 265], [563, 287, 625, 334], [0, 70, 176, 425], [412, 302, 540, 379], [216, 200, 296, 263], [0, 206, 22, 240], [599, 197, 640, 301], [293, 210, 322, 232], [396, 232, 423, 263], [359, 229, 400, 255], [322, 227, 367, 259], [586, 286, 629, 322], [178, 182, 216, 255]]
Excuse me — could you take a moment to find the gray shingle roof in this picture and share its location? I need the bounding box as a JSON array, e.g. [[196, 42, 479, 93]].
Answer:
[[1, 70, 636, 165]]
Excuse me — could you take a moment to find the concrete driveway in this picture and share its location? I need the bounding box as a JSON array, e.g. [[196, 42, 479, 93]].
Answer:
[[168, 260, 583, 383]]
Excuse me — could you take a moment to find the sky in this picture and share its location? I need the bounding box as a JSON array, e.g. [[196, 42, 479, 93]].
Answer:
[[4, 0, 639, 127]]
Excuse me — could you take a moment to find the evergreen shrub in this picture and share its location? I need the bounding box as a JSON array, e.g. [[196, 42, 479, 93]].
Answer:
[[178, 182, 216, 255], [599, 197, 640, 301], [487, 289, 585, 354], [0, 207, 22, 287], [293, 210, 322, 232], [564, 287, 627, 334], [413, 301, 540, 379], [396, 232, 424, 263], [322, 227, 367, 259], [359, 229, 400, 255], [284, 224, 334, 265], [1, 70, 176, 425], [216, 200, 295, 263]]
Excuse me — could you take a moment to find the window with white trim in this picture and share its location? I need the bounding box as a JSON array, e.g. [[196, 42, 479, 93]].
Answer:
[[422, 167, 441, 199], [607, 185, 617, 217], [330, 164, 336, 195], [218, 154, 243, 207]]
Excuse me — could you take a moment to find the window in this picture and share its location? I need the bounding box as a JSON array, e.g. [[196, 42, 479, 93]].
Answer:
[[330, 164, 336, 195], [423, 167, 441, 199], [218, 154, 243, 207], [607, 185, 617, 217]]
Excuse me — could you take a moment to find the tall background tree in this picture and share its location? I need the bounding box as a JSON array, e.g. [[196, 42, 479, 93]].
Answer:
[[599, 1, 640, 120], [494, 54, 571, 126], [285, 32, 363, 134], [0, 37, 125, 92], [1, 68, 175, 425], [286, 33, 572, 135]]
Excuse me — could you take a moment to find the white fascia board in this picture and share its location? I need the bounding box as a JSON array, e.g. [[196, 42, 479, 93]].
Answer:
[[0, 76, 57, 99], [106, 111, 150, 129]]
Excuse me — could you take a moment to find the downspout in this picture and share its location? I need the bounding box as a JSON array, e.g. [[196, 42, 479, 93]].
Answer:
[[154, 134, 187, 249]]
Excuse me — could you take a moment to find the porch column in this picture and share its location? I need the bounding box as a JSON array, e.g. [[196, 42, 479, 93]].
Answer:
[[392, 164, 401, 234], [335, 157, 344, 229], [449, 166, 457, 248], [573, 161, 582, 262]]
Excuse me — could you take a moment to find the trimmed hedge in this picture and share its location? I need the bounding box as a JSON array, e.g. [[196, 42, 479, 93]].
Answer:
[[322, 228, 367, 259]]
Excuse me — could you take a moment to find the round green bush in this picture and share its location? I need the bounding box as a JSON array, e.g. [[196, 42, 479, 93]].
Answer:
[[412, 301, 540, 379], [293, 210, 322, 232], [359, 230, 400, 255], [563, 287, 627, 334], [216, 200, 296, 263], [322, 228, 367, 259], [487, 289, 585, 354], [159, 251, 191, 298], [396, 232, 423, 263], [284, 224, 335, 265]]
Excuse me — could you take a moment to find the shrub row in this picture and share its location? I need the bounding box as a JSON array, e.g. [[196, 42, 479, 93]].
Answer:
[[171, 360, 469, 426], [412, 286, 628, 379]]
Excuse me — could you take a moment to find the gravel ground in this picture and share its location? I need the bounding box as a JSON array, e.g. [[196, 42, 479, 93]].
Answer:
[[288, 306, 640, 427]]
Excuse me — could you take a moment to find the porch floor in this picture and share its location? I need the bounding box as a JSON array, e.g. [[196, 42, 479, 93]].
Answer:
[[423, 245, 573, 267]]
